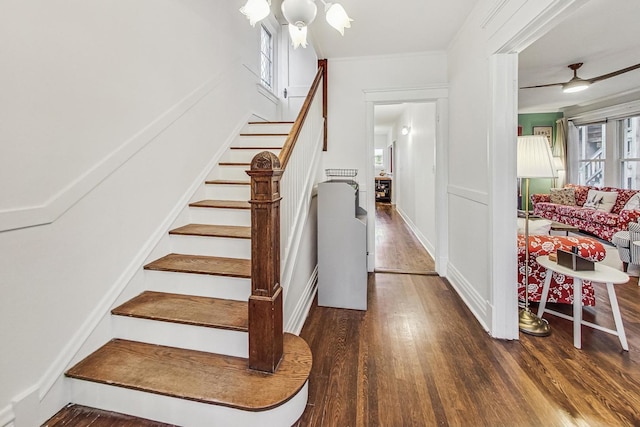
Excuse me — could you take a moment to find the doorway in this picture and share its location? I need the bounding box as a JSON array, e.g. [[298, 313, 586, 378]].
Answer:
[[368, 98, 446, 275]]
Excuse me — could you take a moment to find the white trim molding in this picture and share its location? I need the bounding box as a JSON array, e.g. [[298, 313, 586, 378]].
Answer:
[[285, 266, 318, 335], [0, 59, 243, 233], [0, 405, 15, 427], [446, 263, 490, 333]]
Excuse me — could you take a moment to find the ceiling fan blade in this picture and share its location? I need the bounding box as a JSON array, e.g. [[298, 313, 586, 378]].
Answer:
[[589, 63, 640, 83], [520, 82, 564, 89]]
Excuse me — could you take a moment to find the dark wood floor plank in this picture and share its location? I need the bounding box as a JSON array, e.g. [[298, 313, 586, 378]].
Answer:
[[296, 204, 640, 426], [112, 291, 248, 331], [374, 203, 436, 273], [144, 253, 250, 278], [66, 334, 311, 411]]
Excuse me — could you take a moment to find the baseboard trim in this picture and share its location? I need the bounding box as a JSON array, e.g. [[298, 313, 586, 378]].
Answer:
[[285, 266, 318, 335], [36, 112, 253, 403], [446, 262, 490, 333], [395, 206, 436, 259]]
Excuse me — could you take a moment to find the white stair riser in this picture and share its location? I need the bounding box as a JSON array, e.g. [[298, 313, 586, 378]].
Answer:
[[241, 123, 292, 134], [211, 166, 252, 181], [235, 135, 288, 148], [223, 148, 282, 163], [189, 206, 251, 226], [69, 379, 308, 427], [144, 270, 251, 301], [170, 234, 251, 258], [112, 316, 248, 358], [204, 184, 251, 201]]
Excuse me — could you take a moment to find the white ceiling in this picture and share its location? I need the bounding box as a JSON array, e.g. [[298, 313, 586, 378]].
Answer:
[[518, 0, 640, 113], [272, 0, 479, 58], [271, 0, 640, 115]]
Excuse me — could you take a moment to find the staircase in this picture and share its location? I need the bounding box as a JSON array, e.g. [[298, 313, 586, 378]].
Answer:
[[63, 122, 312, 427]]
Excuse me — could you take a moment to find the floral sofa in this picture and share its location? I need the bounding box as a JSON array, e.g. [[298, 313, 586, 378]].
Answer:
[[518, 234, 606, 306], [531, 184, 640, 242]]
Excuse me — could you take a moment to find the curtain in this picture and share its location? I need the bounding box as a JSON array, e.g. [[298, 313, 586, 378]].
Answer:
[[553, 118, 568, 187], [566, 120, 580, 184]]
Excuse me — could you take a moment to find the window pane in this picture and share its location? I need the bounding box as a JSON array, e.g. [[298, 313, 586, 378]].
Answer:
[[374, 149, 383, 167], [576, 123, 606, 186], [620, 116, 640, 189], [260, 26, 273, 88]]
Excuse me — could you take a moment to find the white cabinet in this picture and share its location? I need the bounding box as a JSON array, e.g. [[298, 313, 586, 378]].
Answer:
[[317, 181, 368, 310]]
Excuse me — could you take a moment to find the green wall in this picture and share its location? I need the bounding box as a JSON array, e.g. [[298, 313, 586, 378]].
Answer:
[[518, 112, 564, 209]]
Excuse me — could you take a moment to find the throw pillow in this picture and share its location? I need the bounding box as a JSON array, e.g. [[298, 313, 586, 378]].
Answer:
[[583, 189, 618, 213], [622, 192, 640, 210], [549, 187, 576, 205], [517, 218, 552, 235]]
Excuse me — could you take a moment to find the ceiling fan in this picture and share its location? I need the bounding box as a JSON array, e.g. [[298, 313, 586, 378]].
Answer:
[[520, 62, 640, 93]]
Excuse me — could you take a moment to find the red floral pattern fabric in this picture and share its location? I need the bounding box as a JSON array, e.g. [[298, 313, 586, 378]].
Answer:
[[518, 235, 606, 306], [532, 185, 640, 242]]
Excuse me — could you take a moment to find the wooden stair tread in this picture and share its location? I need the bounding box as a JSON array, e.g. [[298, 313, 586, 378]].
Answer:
[[144, 253, 250, 278], [112, 291, 248, 331], [205, 179, 251, 185], [219, 162, 250, 166], [230, 146, 282, 150], [247, 121, 294, 125], [66, 335, 312, 411], [169, 224, 251, 239], [239, 133, 289, 136], [189, 200, 251, 209], [43, 404, 175, 427]]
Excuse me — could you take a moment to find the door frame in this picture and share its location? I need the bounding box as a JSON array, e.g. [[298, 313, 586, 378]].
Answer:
[[364, 86, 449, 275]]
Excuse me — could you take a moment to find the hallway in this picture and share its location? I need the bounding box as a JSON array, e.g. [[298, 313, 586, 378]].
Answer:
[[374, 203, 436, 274], [296, 208, 640, 426]]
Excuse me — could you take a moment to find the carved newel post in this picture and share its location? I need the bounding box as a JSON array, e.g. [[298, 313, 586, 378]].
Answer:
[[246, 151, 284, 372]]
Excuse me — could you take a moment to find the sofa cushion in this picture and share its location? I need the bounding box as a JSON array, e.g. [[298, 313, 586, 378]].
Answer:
[[601, 187, 639, 214], [549, 187, 576, 205], [566, 184, 590, 206], [621, 192, 640, 211], [583, 189, 617, 213]]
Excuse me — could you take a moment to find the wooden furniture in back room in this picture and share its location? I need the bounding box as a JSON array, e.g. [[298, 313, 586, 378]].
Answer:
[[375, 176, 391, 203]]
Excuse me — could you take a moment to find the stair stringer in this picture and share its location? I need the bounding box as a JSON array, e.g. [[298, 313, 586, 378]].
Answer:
[[33, 112, 254, 418]]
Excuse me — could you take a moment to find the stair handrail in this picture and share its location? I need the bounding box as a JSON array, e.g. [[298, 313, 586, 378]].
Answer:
[[247, 60, 327, 373], [279, 59, 328, 168]]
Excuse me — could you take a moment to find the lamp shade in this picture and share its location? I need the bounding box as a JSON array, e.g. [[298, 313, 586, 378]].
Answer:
[[281, 0, 317, 27], [240, 0, 271, 26], [288, 24, 308, 49], [517, 135, 557, 179], [324, 3, 353, 35], [562, 77, 590, 93]]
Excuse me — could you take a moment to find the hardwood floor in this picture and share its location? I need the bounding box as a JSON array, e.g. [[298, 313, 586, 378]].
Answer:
[[296, 206, 640, 426], [374, 203, 436, 274]]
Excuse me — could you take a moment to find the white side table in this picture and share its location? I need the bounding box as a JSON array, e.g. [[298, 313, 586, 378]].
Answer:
[[536, 255, 629, 350]]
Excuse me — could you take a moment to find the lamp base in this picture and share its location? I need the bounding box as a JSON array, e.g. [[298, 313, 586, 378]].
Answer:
[[519, 308, 551, 336]]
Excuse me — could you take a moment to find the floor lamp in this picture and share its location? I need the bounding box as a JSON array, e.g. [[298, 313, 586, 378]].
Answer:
[[517, 135, 557, 336]]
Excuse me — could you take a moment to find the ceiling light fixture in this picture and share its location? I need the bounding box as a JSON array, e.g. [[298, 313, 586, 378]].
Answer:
[[240, 0, 353, 49], [562, 77, 590, 93]]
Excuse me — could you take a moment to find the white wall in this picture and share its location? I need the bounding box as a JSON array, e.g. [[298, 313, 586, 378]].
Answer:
[[0, 0, 281, 422], [323, 52, 447, 191], [394, 103, 437, 256], [447, 0, 585, 336]]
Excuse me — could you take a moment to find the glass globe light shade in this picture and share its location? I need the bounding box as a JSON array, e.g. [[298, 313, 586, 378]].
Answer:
[[281, 0, 317, 27], [239, 0, 271, 26], [288, 24, 309, 49], [562, 78, 590, 93], [324, 3, 353, 35]]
